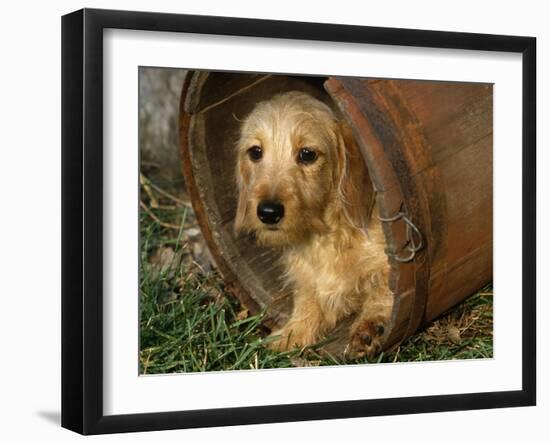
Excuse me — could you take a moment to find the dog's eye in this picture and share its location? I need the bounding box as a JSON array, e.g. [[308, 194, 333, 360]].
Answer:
[[298, 147, 317, 164], [247, 146, 263, 162]]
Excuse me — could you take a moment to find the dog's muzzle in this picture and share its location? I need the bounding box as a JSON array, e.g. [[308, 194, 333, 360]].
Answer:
[[257, 201, 285, 225]]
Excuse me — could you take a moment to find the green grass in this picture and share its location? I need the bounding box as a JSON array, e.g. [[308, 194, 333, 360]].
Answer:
[[139, 175, 493, 374]]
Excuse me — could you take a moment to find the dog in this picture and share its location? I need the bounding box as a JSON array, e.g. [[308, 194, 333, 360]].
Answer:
[[234, 91, 392, 358]]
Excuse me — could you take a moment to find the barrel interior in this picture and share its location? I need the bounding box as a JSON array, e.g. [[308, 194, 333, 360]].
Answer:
[[182, 72, 398, 345]]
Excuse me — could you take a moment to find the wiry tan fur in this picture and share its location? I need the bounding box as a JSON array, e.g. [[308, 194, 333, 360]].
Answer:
[[234, 91, 393, 357]]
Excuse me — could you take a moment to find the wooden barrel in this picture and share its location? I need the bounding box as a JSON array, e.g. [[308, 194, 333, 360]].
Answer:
[[179, 71, 493, 352]]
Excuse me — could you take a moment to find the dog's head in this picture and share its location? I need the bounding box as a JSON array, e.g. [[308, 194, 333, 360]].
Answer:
[[234, 91, 373, 247]]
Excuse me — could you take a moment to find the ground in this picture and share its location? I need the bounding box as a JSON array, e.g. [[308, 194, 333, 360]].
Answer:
[[138, 171, 493, 374]]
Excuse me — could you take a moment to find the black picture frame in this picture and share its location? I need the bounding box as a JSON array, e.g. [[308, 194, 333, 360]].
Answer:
[[61, 8, 536, 435]]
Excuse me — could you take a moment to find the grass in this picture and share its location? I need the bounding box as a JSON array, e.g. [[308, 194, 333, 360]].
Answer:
[[139, 173, 493, 374]]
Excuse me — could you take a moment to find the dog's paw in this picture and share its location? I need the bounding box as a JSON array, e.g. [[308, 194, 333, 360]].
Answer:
[[265, 329, 292, 352], [266, 324, 316, 352], [347, 315, 389, 359]]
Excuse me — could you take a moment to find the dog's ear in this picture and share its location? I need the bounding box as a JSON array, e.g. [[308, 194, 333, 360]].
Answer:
[[335, 121, 376, 230], [234, 160, 249, 234]]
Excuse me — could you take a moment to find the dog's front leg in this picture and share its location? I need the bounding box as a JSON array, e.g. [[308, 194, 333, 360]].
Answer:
[[267, 290, 327, 351], [348, 284, 393, 359]]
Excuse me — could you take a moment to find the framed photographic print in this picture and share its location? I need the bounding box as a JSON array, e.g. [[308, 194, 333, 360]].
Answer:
[[61, 8, 536, 435]]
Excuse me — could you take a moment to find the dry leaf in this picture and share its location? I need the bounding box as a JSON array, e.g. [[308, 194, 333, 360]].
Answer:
[[235, 308, 249, 321], [150, 246, 176, 273], [448, 325, 461, 344], [184, 227, 201, 240], [290, 358, 311, 367]]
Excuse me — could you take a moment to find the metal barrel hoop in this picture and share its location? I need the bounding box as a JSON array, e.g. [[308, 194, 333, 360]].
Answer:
[[378, 210, 424, 263]]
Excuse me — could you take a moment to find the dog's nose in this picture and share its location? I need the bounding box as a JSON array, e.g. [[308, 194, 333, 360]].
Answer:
[[257, 201, 285, 225]]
